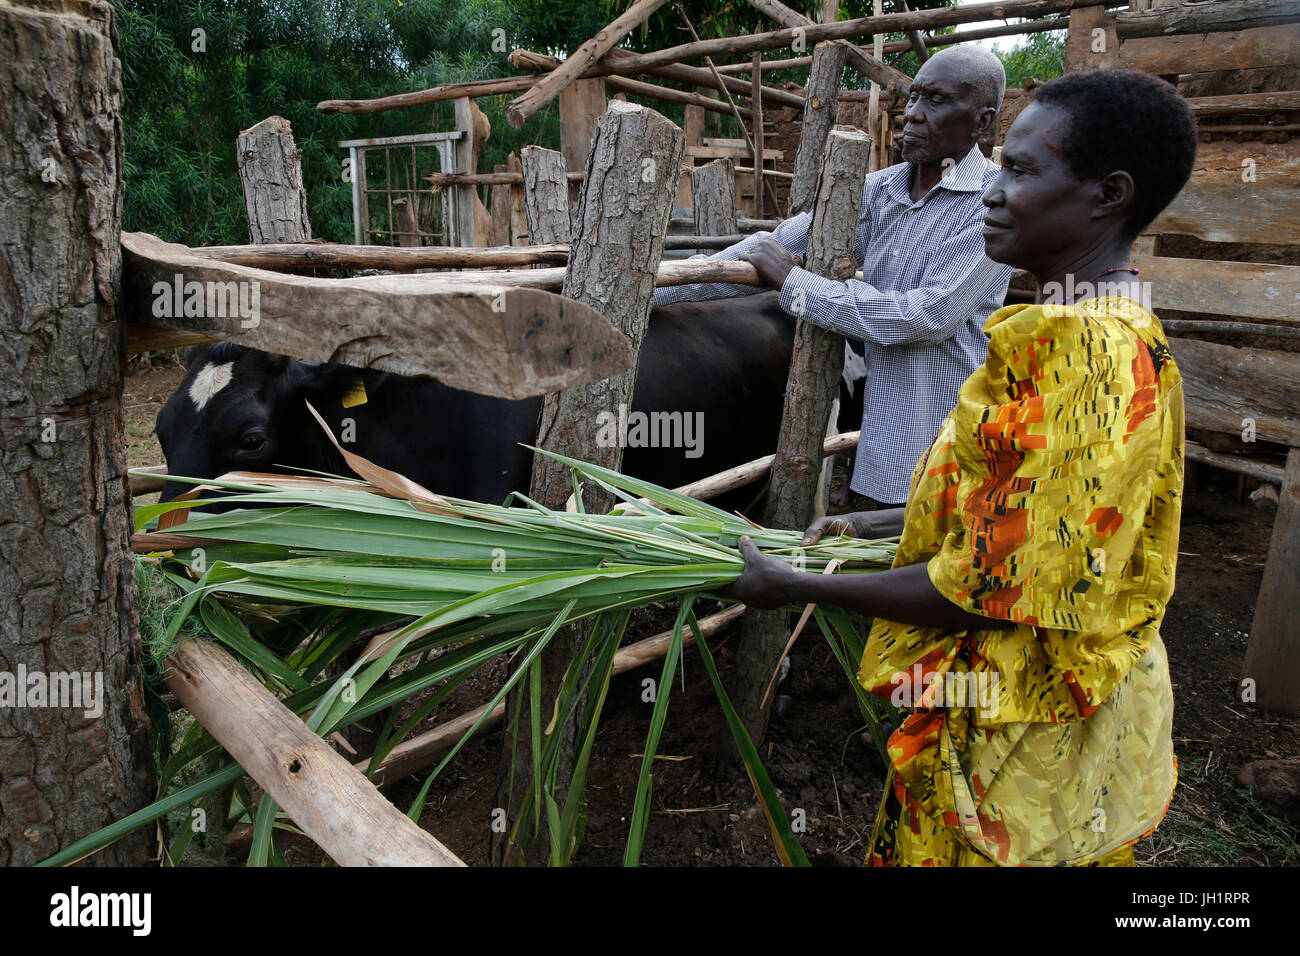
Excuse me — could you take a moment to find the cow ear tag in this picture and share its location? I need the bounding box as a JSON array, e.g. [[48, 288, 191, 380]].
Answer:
[[341, 378, 368, 408]]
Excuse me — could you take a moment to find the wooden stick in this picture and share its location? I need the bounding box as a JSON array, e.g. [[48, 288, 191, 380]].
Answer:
[[358, 605, 747, 785], [671, 430, 860, 501], [1185, 442, 1285, 486], [427, 170, 584, 187], [745, 0, 913, 95], [898, 0, 930, 62], [752, 52, 763, 218], [717, 55, 813, 74], [505, 0, 671, 128], [604, 0, 1098, 74], [607, 73, 753, 119], [165, 639, 465, 865]]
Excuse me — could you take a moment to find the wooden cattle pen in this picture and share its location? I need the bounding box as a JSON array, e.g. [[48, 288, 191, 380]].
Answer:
[[2, 0, 1298, 867]]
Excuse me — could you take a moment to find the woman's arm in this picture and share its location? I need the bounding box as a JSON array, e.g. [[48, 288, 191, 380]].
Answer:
[[723, 536, 1010, 632], [801, 508, 906, 544]]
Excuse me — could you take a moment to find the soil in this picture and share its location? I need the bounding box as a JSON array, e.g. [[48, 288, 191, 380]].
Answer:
[[124, 363, 1299, 867]]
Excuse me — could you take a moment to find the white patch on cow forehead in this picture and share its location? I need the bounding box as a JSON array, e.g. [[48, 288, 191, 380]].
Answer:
[[189, 361, 235, 411]]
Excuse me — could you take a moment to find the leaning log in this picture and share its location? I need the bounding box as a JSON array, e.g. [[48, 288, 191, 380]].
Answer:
[[789, 43, 848, 215], [505, 0, 670, 127], [165, 639, 465, 866], [733, 127, 873, 746], [121, 232, 631, 400]]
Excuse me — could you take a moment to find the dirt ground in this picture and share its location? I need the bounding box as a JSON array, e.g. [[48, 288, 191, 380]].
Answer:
[[124, 363, 1299, 867]]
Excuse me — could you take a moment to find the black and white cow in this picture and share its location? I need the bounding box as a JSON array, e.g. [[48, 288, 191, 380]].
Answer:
[[154, 293, 800, 509]]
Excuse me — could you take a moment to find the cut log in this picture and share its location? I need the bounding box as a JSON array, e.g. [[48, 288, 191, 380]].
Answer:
[[691, 160, 740, 243], [506, 0, 670, 128], [733, 127, 873, 746], [745, 0, 913, 95], [1115, 0, 1300, 38], [789, 43, 849, 215], [236, 117, 312, 243], [1242, 448, 1300, 715], [1118, 23, 1300, 73], [521, 146, 572, 245], [121, 232, 632, 400], [165, 639, 464, 865]]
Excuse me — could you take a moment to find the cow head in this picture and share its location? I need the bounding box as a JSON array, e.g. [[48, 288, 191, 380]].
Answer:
[[155, 343, 328, 505]]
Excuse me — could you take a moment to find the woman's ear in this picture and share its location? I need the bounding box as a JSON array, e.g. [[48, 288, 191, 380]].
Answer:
[[1094, 169, 1136, 223]]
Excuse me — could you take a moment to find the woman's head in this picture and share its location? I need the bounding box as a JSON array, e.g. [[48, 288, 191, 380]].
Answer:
[[981, 70, 1197, 278]]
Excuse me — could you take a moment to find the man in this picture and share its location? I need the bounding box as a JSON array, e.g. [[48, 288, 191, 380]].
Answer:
[[654, 46, 1015, 507]]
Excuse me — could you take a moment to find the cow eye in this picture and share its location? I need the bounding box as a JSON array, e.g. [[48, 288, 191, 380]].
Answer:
[[238, 433, 267, 453]]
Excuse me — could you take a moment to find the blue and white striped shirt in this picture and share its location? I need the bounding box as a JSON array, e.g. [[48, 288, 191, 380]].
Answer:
[[654, 146, 1013, 504]]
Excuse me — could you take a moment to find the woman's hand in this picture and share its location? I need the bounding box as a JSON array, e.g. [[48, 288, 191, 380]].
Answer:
[[801, 512, 874, 546], [718, 536, 805, 609]]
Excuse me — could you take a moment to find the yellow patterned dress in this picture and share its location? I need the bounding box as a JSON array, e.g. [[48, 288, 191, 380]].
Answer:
[[861, 296, 1182, 867]]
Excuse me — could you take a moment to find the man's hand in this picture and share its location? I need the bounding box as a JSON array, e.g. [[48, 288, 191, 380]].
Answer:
[[740, 237, 802, 291], [717, 536, 805, 609]]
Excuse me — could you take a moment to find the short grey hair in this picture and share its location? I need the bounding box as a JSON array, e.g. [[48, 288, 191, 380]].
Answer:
[[921, 44, 1007, 113]]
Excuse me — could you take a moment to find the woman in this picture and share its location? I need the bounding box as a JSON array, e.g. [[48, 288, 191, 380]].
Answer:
[[724, 69, 1198, 867]]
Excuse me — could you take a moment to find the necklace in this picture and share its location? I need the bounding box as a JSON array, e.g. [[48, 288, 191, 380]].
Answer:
[[1087, 266, 1140, 283]]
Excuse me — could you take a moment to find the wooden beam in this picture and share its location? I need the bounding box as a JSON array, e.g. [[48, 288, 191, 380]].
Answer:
[[318, 75, 536, 114], [1185, 90, 1300, 115], [745, 0, 914, 95], [672, 430, 860, 501], [607, 73, 752, 120], [1242, 448, 1300, 715], [1136, 255, 1300, 323], [1118, 22, 1300, 73], [898, 0, 931, 62], [1169, 338, 1300, 447], [187, 241, 571, 271], [1116, 0, 1300, 38], [122, 231, 632, 400], [1146, 141, 1300, 247], [165, 639, 465, 866], [505, 0, 670, 128], [610, 0, 1098, 74], [752, 52, 763, 218], [451, 98, 479, 246], [427, 170, 585, 187], [1186, 441, 1285, 486]]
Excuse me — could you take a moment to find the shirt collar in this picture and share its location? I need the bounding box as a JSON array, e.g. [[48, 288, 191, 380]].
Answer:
[[885, 146, 992, 204]]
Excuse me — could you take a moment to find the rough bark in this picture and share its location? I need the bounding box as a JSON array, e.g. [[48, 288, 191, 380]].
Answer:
[[1243, 449, 1300, 714], [691, 160, 739, 242], [521, 146, 572, 246], [494, 101, 684, 865], [0, 0, 155, 866], [236, 116, 312, 243], [731, 127, 873, 746], [789, 43, 849, 215]]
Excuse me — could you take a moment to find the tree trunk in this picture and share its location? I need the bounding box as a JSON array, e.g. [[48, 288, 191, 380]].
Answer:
[[493, 101, 684, 865], [1242, 448, 1300, 714], [521, 146, 572, 245], [730, 126, 872, 746], [789, 43, 849, 215], [691, 159, 739, 247], [0, 0, 155, 866], [236, 116, 312, 243]]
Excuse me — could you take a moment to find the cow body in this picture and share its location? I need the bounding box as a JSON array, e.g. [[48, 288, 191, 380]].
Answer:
[[155, 293, 797, 509]]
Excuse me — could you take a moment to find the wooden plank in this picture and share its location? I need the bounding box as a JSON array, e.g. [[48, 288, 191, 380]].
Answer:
[[558, 77, 607, 171], [451, 98, 478, 246], [121, 232, 632, 400], [1136, 255, 1300, 322], [688, 144, 784, 161], [1118, 23, 1300, 73], [1146, 142, 1300, 246], [1242, 448, 1300, 714], [1186, 90, 1300, 115], [1065, 5, 1119, 71], [1116, 0, 1300, 38], [165, 640, 465, 866], [187, 241, 570, 271], [1168, 337, 1300, 446], [505, 0, 669, 127]]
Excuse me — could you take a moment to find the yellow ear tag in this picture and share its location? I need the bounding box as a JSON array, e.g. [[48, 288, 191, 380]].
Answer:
[[341, 379, 368, 408]]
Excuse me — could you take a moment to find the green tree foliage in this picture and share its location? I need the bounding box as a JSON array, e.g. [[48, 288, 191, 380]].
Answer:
[[998, 31, 1066, 87]]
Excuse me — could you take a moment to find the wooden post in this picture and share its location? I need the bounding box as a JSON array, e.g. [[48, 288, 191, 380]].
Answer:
[[751, 52, 764, 218], [452, 98, 479, 246], [393, 197, 419, 246], [731, 126, 872, 745], [559, 77, 606, 210], [489, 164, 511, 247], [236, 116, 312, 243], [1242, 448, 1300, 714], [506, 151, 529, 245], [166, 640, 464, 866], [789, 43, 849, 215], [495, 101, 685, 865], [521, 146, 572, 245], [0, 0, 156, 866], [692, 159, 740, 251]]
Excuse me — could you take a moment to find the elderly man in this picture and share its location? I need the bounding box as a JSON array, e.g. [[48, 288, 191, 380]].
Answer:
[[654, 46, 1014, 507]]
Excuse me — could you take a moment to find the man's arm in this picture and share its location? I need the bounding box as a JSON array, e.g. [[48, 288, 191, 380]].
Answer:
[[652, 212, 813, 307], [777, 219, 1012, 346]]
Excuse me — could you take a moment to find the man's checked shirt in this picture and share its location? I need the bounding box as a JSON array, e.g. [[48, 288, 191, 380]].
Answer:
[[654, 145, 1013, 504]]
